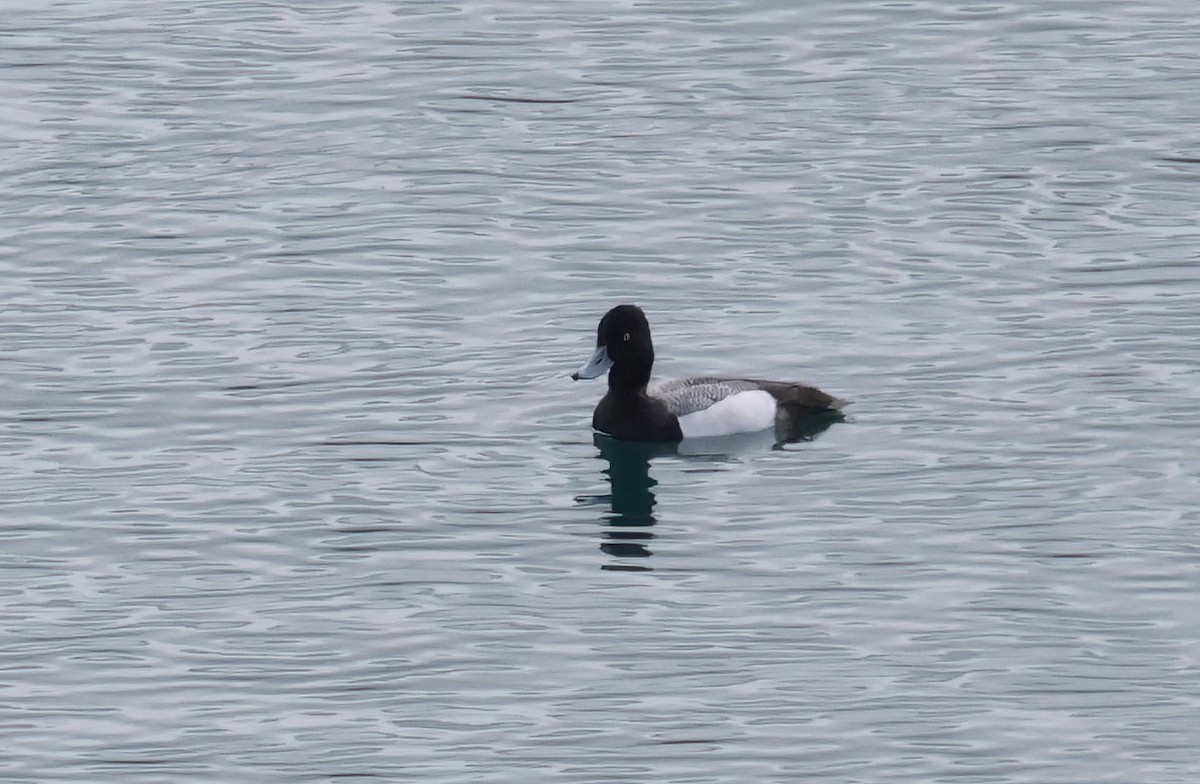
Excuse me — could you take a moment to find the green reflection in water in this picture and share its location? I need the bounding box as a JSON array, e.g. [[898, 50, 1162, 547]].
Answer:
[[590, 411, 844, 569]]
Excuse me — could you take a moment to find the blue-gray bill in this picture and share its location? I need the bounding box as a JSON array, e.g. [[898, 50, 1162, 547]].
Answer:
[[571, 345, 612, 381]]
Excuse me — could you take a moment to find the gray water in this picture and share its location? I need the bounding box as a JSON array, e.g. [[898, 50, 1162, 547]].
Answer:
[[3, 1, 1199, 781]]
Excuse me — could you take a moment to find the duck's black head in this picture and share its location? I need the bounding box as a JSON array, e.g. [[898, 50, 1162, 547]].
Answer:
[[572, 304, 655, 391]]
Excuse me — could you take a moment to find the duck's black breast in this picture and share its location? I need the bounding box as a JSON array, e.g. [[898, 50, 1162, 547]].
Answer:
[[593, 392, 684, 443]]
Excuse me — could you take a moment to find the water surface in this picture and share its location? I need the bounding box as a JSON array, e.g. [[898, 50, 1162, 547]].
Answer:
[[2, 1, 1199, 781]]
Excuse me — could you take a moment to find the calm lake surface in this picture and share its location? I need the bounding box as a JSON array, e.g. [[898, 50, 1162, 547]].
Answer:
[[3, 0, 1199, 781]]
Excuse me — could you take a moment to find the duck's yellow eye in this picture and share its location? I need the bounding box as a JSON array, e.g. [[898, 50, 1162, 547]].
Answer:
[[623, 333, 630, 341]]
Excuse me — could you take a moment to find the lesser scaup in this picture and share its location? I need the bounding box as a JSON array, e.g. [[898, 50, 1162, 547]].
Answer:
[[572, 304, 846, 442]]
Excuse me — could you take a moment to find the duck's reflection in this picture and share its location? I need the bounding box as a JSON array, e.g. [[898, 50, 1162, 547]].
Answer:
[[593, 435, 675, 565], [585, 412, 843, 570]]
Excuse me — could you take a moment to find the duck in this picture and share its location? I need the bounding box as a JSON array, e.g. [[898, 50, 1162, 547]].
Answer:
[[572, 304, 846, 442]]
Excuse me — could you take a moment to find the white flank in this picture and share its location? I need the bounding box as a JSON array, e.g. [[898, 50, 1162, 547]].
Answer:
[[676, 390, 776, 438]]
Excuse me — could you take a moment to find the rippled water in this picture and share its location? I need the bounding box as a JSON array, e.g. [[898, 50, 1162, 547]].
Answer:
[[3, 0, 1199, 781]]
